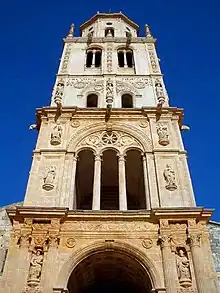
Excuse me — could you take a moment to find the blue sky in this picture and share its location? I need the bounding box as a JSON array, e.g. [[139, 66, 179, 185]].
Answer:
[[0, 1, 219, 220]]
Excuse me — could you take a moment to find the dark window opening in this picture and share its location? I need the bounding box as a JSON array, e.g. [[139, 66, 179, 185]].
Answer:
[[126, 51, 133, 68], [95, 51, 102, 67], [106, 22, 113, 25], [118, 51, 124, 67], [126, 27, 131, 31], [105, 28, 114, 37], [126, 32, 131, 37], [122, 94, 133, 108], [86, 51, 93, 67], [87, 94, 98, 107], [89, 27, 93, 31]]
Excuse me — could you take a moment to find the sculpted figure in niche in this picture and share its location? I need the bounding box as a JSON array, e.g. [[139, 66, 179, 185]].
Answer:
[[50, 124, 62, 146], [155, 82, 165, 106], [42, 166, 56, 191], [176, 249, 192, 287], [54, 82, 64, 108], [156, 124, 169, 146], [163, 164, 177, 191], [28, 248, 44, 286]]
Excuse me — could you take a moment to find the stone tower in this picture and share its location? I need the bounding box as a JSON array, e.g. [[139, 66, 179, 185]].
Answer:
[[1, 12, 219, 293]]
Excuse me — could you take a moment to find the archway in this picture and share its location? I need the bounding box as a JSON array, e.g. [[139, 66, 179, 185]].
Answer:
[[67, 250, 152, 293]]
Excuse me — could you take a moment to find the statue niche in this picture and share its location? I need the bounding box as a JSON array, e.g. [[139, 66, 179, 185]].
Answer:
[[42, 166, 56, 191], [50, 124, 62, 146], [176, 248, 192, 288], [27, 248, 44, 288], [163, 164, 177, 191]]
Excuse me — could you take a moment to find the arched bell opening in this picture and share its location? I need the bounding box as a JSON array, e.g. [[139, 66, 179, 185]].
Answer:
[[125, 150, 146, 210], [101, 150, 119, 210], [67, 250, 153, 293], [76, 149, 94, 209]]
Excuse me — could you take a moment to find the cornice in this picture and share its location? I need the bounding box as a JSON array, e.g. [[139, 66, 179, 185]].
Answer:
[[35, 107, 184, 128], [63, 37, 156, 44], [6, 207, 213, 223]]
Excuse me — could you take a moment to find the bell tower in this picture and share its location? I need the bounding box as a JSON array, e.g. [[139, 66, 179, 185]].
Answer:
[[1, 12, 219, 293]]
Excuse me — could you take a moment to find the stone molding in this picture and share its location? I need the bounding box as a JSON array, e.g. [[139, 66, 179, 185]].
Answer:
[[63, 37, 156, 43]]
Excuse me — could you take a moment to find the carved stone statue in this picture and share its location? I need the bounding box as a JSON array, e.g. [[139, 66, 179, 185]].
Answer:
[[50, 125, 62, 146], [156, 124, 169, 146], [155, 82, 165, 105], [106, 79, 114, 108], [42, 166, 56, 191], [163, 164, 177, 191], [27, 248, 44, 287], [176, 249, 192, 287], [54, 82, 64, 108]]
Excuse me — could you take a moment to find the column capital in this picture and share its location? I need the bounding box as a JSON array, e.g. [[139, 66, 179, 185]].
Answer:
[[188, 233, 201, 248], [118, 154, 126, 162], [158, 234, 171, 249], [94, 154, 102, 162]]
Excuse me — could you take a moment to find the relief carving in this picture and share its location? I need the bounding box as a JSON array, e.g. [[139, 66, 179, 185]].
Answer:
[[142, 238, 153, 249], [60, 43, 72, 73], [50, 124, 62, 146], [106, 79, 114, 107], [65, 237, 76, 248], [106, 45, 113, 73], [27, 248, 44, 287], [42, 166, 56, 191], [163, 164, 177, 191], [147, 44, 160, 73], [77, 131, 141, 151], [54, 82, 64, 108], [155, 81, 165, 106], [156, 124, 169, 146], [176, 248, 192, 288]]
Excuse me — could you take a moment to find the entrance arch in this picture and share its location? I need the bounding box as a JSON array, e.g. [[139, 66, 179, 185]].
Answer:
[[54, 241, 163, 292]]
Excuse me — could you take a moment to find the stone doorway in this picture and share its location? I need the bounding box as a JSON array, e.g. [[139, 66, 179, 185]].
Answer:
[[67, 250, 152, 293]]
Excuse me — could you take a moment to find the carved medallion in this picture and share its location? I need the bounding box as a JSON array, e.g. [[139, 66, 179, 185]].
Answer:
[[65, 238, 76, 248], [139, 120, 148, 128], [71, 120, 80, 128], [142, 238, 153, 249]]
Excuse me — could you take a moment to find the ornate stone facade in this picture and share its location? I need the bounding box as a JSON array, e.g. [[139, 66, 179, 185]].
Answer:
[[0, 12, 219, 293]]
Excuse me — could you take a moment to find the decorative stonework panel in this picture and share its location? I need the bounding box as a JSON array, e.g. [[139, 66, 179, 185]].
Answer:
[[147, 43, 160, 73], [76, 130, 142, 152], [120, 77, 152, 88], [61, 221, 158, 232], [106, 45, 113, 73], [66, 77, 103, 91], [60, 44, 72, 73]]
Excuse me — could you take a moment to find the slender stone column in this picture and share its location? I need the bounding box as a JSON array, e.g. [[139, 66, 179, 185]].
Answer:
[[159, 235, 177, 293], [123, 50, 128, 68], [69, 155, 78, 209], [91, 49, 96, 67], [92, 154, 102, 210], [189, 233, 211, 293], [142, 154, 151, 209], [118, 154, 127, 210]]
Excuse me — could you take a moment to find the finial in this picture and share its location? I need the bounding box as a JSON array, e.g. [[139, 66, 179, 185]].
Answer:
[[145, 24, 153, 38], [67, 24, 74, 38]]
